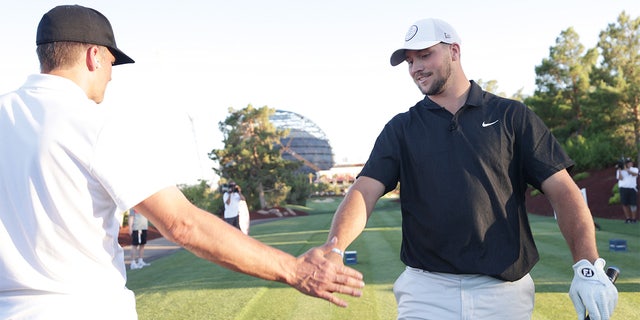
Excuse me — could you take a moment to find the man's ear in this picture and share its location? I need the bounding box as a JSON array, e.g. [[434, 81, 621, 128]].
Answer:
[[450, 43, 461, 61], [86, 45, 101, 71]]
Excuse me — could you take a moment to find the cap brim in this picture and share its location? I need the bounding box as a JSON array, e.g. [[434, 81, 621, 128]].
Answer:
[[108, 47, 135, 65], [390, 49, 407, 66], [389, 40, 440, 66]]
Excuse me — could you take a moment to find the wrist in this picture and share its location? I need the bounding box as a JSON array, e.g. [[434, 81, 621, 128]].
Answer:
[[573, 258, 608, 283], [330, 247, 345, 258]]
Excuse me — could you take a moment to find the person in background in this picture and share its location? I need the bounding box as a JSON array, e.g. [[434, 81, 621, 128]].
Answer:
[[223, 181, 245, 229], [129, 209, 151, 269], [0, 5, 363, 318], [321, 18, 617, 320], [617, 158, 638, 223]]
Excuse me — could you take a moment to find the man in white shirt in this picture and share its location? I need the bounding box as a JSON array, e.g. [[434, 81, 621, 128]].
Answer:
[[0, 5, 363, 319], [617, 158, 639, 223], [129, 209, 152, 269], [223, 181, 245, 229]]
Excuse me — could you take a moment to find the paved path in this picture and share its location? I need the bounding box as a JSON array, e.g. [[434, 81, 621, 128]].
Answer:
[[123, 236, 182, 268]]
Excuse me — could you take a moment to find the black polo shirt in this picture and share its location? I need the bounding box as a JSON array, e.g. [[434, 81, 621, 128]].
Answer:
[[359, 81, 573, 281]]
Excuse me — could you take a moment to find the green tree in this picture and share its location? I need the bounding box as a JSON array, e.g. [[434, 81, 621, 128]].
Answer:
[[524, 14, 640, 170], [286, 173, 313, 205], [510, 88, 528, 103], [179, 181, 220, 214], [526, 27, 598, 141], [209, 105, 301, 210], [475, 78, 527, 102], [592, 11, 640, 164], [476, 79, 503, 96]]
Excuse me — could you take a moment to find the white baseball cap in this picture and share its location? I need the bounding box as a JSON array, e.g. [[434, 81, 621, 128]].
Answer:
[[390, 18, 461, 66]]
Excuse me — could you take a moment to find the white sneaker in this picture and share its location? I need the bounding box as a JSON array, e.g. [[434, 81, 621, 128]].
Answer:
[[130, 261, 140, 270], [138, 259, 151, 267]]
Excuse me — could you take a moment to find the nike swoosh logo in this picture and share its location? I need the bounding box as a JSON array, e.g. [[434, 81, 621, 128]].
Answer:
[[482, 120, 499, 127]]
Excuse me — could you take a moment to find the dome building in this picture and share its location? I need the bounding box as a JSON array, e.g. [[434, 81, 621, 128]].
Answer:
[[269, 110, 334, 174]]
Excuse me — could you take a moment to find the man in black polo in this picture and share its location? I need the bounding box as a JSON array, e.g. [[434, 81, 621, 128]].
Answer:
[[322, 18, 618, 319]]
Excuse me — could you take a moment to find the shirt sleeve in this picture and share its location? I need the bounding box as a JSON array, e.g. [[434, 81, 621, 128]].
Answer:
[[92, 111, 184, 211], [359, 120, 402, 194], [520, 107, 574, 190]]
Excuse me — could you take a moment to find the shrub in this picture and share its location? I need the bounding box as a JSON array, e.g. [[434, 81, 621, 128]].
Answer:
[[562, 134, 625, 170], [608, 184, 620, 205], [179, 181, 221, 215]]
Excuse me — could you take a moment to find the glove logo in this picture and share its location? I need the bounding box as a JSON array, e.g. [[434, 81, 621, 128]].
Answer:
[[580, 268, 595, 278]]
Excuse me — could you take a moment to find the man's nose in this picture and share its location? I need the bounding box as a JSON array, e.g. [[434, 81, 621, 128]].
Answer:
[[409, 61, 423, 75]]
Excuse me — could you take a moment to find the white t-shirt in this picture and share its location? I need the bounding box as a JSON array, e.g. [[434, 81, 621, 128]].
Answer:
[[130, 210, 149, 231], [223, 192, 241, 218], [618, 167, 639, 189], [0, 74, 180, 318]]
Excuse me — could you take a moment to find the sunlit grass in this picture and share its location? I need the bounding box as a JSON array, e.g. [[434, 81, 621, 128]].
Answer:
[[128, 197, 639, 320]]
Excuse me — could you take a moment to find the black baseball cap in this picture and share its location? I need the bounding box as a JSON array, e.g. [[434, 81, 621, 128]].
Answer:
[[36, 5, 134, 65]]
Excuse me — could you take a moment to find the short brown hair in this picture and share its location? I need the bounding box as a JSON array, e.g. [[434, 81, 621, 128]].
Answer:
[[36, 41, 92, 73]]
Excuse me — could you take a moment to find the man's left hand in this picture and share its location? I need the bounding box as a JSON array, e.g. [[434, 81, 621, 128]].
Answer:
[[569, 258, 618, 320]]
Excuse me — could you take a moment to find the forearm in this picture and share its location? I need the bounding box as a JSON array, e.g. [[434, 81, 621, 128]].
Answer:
[[136, 186, 365, 307], [327, 177, 384, 251], [136, 186, 296, 284], [191, 213, 296, 282], [327, 194, 369, 251], [554, 192, 598, 262], [542, 172, 598, 263]]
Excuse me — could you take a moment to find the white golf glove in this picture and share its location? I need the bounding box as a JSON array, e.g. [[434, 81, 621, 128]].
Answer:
[[569, 258, 618, 320]]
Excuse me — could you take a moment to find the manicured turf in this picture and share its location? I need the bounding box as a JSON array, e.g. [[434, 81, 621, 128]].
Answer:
[[127, 197, 639, 319]]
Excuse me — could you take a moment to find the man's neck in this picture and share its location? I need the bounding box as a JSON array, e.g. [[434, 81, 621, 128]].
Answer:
[[428, 80, 471, 114]]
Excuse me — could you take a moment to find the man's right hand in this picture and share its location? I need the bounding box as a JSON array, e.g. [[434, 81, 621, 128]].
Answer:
[[289, 237, 364, 307]]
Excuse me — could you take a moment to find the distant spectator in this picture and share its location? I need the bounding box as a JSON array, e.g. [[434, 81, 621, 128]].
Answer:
[[129, 209, 151, 269], [223, 181, 245, 229], [617, 158, 638, 223]]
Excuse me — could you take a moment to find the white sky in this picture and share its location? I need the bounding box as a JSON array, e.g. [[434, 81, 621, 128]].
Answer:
[[1, 0, 638, 184]]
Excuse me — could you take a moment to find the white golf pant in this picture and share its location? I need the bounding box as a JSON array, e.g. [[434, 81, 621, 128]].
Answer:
[[394, 266, 534, 320]]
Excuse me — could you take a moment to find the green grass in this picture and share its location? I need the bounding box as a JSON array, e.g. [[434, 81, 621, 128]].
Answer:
[[127, 197, 639, 319]]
